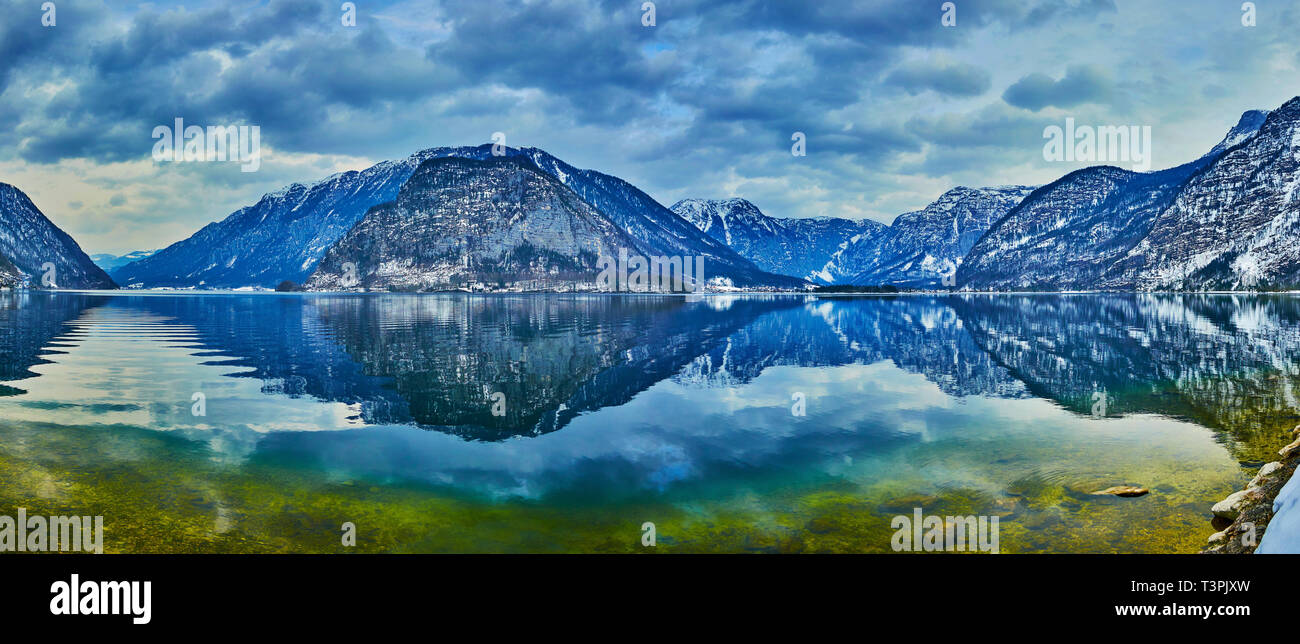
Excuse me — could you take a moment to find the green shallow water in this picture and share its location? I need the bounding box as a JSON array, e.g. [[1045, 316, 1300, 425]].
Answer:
[[0, 291, 1297, 553]]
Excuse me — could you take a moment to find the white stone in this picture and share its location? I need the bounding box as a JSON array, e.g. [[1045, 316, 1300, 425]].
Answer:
[[1212, 489, 1253, 520]]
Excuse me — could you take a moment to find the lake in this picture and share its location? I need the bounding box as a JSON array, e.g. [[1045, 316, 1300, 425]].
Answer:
[[1, 291, 1296, 553]]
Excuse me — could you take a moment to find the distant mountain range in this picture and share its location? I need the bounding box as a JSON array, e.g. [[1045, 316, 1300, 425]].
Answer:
[[668, 189, 1036, 289], [680, 104, 1289, 292], [0, 183, 114, 289], [91, 250, 157, 273], [845, 186, 1037, 289], [670, 198, 884, 284], [5, 98, 1300, 293]]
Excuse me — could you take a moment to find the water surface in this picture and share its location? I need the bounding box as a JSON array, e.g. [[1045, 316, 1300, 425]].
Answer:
[[1, 291, 1296, 553]]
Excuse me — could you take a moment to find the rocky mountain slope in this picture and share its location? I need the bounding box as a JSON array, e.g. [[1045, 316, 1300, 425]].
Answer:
[[428, 146, 804, 289], [0, 253, 22, 288], [306, 156, 646, 291], [846, 186, 1037, 288], [112, 151, 440, 288], [115, 144, 802, 290], [1119, 102, 1300, 290], [959, 108, 1275, 291], [0, 183, 115, 289], [669, 198, 885, 284]]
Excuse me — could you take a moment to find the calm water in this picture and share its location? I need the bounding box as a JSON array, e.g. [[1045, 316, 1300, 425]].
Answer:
[[1, 291, 1297, 553]]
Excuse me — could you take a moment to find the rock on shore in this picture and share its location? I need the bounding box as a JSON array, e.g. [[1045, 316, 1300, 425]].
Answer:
[[1204, 426, 1300, 554]]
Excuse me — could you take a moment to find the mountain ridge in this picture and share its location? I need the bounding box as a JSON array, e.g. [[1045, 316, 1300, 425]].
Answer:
[[842, 185, 1038, 288], [114, 144, 804, 290], [0, 182, 115, 289], [669, 197, 886, 284], [306, 155, 648, 291], [959, 106, 1279, 291]]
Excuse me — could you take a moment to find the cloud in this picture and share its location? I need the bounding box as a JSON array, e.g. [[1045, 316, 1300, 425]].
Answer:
[[0, 0, 1291, 252], [885, 61, 992, 97], [1002, 65, 1115, 111], [1020, 0, 1117, 27]]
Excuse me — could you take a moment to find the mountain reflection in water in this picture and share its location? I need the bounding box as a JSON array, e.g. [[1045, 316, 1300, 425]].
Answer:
[[0, 291, 1296, 553]]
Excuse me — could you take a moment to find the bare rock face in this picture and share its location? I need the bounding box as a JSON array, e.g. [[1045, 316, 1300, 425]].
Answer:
[[307, 156, 643, 291], [1248, 462, 1284, 489]]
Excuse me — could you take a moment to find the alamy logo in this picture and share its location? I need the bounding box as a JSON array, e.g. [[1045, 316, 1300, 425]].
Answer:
[[50, 574, 151, 625], [1, 509, 103, 553], [936, 259, 957, 287], [1043, 118, 1152, 171], [891, 508, 999, 553], [152, 118, 261, 172], [1091, 391, 1108, 417], [340, 261, 360, 287], [596, 249, 705, 293]]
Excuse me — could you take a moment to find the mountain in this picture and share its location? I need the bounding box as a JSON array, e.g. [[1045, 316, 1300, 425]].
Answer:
[[112, 152, 441, 289], [1117, 103, 1300, 290], [116, 144, 802, 290], [429, 146, 805, 288], [669, 198, 886, 284], [959, 108, 1273, 291], [842, 186, 1037, 288], [306, 156, 646, 291], [0, 183, 115, 289], [93, 250, 157, 273]]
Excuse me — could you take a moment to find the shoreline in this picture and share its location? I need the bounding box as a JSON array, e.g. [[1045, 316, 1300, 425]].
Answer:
[[12, 288, 1300, 553], [9, 287, 1300, 297], [1204, 425, 1300, 553]]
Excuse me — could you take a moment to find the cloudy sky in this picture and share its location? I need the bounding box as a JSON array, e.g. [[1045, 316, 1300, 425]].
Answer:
[[3, 0, 1298, 254]]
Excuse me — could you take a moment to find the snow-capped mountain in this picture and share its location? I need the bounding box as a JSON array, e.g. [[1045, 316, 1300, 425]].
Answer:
[[117, 144, 803, 290], [306, 156, 642, 291], [1207, 109, 1269, 157], [0, 182, 115, 289], [1119, 102, 1300, 290], [93, 249, 157, 273], [113, 151, 441, 288], [430, 146, 804, 288], [959, 108, 1273, 291], [844, 186, 1037, 288], [669, 198, 886, 284]]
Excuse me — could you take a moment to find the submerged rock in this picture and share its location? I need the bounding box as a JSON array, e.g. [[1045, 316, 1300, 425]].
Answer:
[[1091, 486, 1149, 497]]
